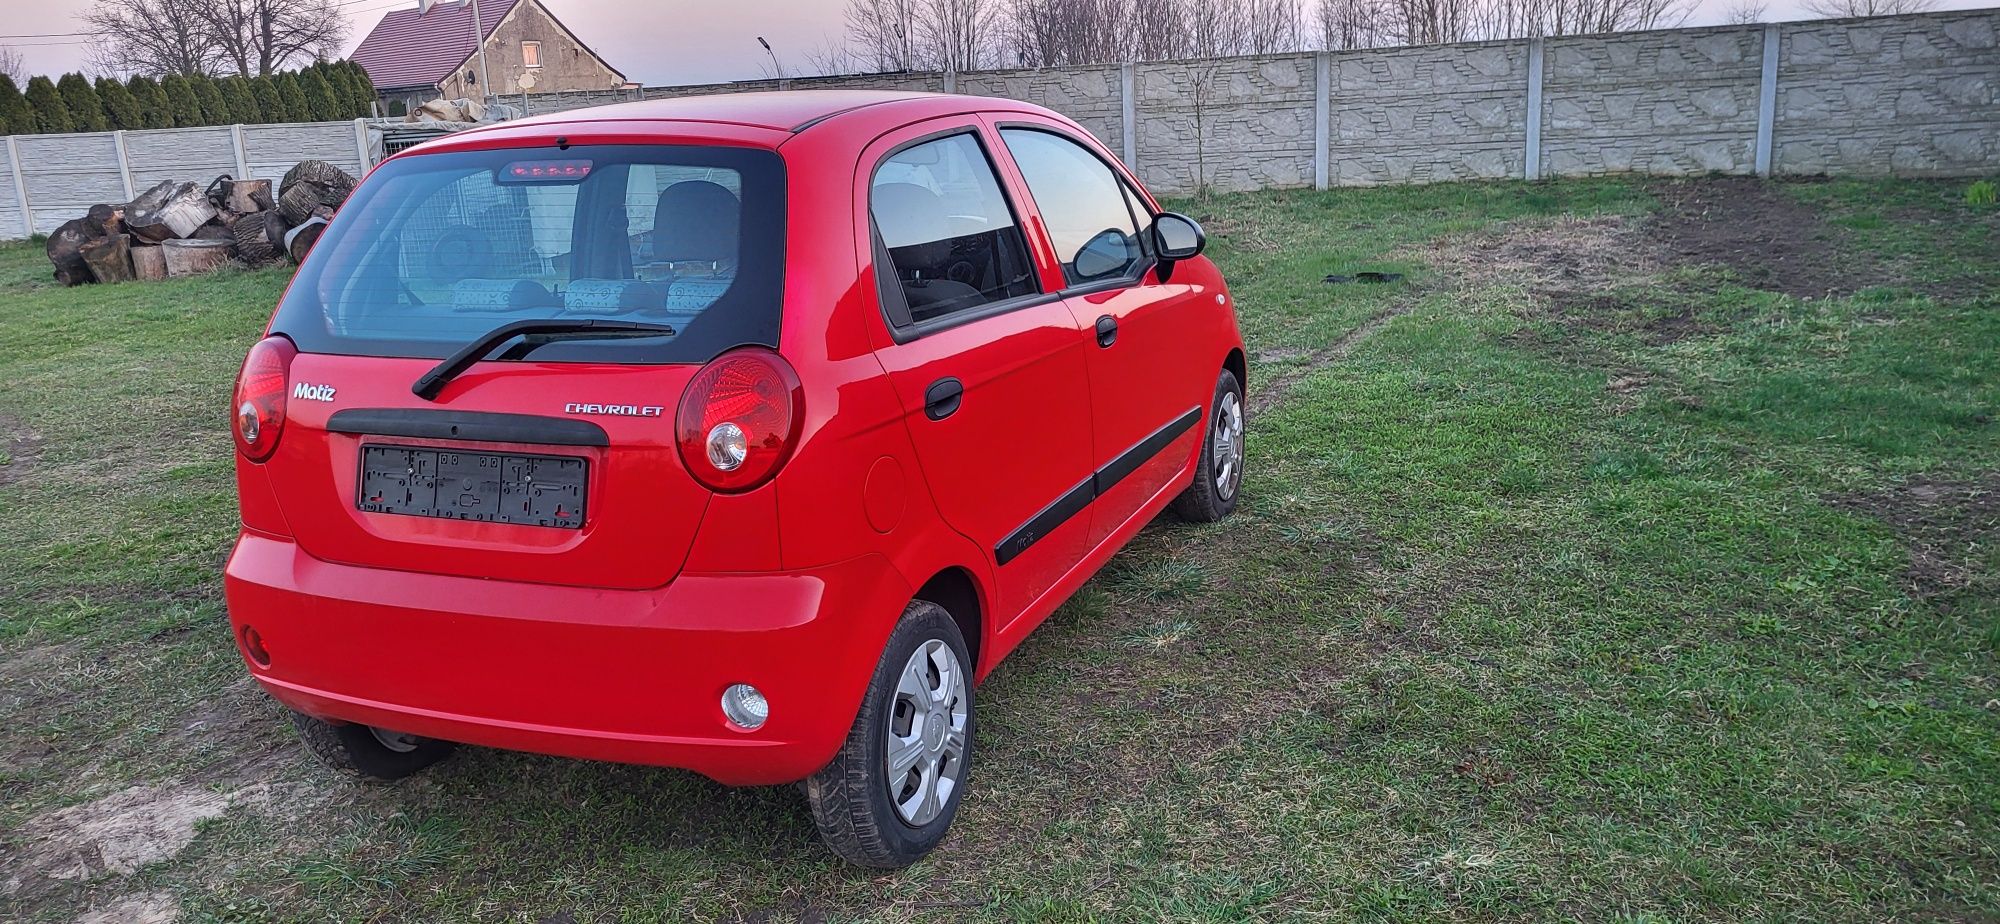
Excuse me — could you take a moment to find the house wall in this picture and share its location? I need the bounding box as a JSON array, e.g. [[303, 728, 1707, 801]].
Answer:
[[516, 9, 1997, 195], [438, 0, 624, 101]]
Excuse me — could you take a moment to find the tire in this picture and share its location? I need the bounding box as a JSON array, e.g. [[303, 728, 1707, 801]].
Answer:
[[806, 600, 974, 869], [1171, 369, 1245, 523], [290, 712, 456, 781]]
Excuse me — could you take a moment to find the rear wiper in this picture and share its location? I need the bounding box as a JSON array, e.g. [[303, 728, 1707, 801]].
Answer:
[[412, 318, 675, 401]]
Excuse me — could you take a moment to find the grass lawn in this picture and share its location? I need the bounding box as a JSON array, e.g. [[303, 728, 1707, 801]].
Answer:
[[1, 175, 1995, 923]]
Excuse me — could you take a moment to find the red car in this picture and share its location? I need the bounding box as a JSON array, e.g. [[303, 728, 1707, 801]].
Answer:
[[225, 90, 1245, 867]]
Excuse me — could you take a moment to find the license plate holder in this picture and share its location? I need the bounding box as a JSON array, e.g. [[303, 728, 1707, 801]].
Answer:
[[357, 445, 587, 529]]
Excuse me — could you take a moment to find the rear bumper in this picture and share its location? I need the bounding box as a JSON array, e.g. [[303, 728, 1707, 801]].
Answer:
[[224, 531, 909, 785]]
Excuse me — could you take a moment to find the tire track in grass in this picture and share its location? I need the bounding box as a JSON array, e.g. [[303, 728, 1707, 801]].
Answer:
[[1248, 299, 1416, 420]]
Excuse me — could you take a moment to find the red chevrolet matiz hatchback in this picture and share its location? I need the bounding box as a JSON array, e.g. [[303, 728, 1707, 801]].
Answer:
[[225, 90, 1245, 867]]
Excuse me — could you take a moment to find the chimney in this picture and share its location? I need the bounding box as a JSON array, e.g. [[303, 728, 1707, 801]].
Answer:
[[417, 0, 434, 12]]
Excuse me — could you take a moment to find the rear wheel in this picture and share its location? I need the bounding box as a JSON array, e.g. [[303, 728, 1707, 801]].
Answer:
[[806, 600, 973, 868], [1171, 369, 1244, 523], [290, 712, 456, 781]]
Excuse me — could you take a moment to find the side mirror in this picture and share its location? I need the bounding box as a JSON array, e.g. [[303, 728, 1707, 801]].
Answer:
[[1150, 212, 1206, 262]]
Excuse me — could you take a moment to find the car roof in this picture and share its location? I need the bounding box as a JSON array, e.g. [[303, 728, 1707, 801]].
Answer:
[[501, 90, 983, 134]]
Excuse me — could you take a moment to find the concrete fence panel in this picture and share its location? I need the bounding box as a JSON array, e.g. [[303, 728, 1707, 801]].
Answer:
[[958, 64, 1125, 155], [1774, 11, 1999, 176], [1329, 40, 1530, 187], [1541, 26, 1766, 178]]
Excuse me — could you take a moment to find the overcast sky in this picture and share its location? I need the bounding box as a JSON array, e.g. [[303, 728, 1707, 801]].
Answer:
[[4, 0, 1994, 86]]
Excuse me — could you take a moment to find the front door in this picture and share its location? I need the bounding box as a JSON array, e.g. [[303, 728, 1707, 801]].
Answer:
[[993, 122, 1213, 549], [863, 123, 1098, 623]]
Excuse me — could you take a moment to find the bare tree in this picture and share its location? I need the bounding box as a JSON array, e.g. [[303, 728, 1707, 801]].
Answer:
[[800, 36, 863, 76], [1007, 0, 1127, 67], [84, 0, 221, 76], [846, 0, 922, 71], [1242, 0, 1305, 53], [915, 0, 1004, 72], [0, 46, 24, 83], [1721, 0, 1767, 23], [1800, 0, 1934, 16], [195, 0, 348, 77], [1316, 0, 1390, 48]]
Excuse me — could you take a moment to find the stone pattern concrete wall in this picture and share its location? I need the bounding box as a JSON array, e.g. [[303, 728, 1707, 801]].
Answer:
[[1542, 26, 1764, 177], [491, 10, 1998, 196], [1774, 11, 1997, 176], [1332, 40, 1528, 185], [0, 121, 378, 239]]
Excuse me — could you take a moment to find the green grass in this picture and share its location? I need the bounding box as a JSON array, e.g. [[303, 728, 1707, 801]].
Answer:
[[1, 176, 1995, 923]]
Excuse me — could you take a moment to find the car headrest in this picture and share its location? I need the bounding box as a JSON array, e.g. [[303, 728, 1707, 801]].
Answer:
[[654, 181, 740, 264], [871, 182, 951, 250]]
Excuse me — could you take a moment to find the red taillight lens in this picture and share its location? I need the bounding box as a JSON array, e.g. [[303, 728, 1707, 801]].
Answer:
[[233, 336, 296, 463], [676, 349, 803, 493]]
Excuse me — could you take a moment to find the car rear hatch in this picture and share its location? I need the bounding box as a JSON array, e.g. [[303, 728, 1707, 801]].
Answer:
[[256, 141, 787, 591]]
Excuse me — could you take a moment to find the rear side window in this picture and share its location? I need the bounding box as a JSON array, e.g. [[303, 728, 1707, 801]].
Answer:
[[272, 144, 785, 364], [1000, 128, 1148, 287], [870, 132, 1039, 326]]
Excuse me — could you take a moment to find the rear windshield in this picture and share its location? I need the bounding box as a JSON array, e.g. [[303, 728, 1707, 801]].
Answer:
[[272, 144, 786, 364]]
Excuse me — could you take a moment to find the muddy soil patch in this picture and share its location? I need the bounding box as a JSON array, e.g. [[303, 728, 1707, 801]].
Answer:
[[1829, 475, 2000, 603], [1646, 178, 1871, 299]]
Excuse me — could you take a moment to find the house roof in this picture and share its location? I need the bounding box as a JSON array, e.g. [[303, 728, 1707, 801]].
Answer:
[[351, 0, 520, 91]]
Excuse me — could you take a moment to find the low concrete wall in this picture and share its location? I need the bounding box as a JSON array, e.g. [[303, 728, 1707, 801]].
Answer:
[[519, 9, 1997, 195], [0, 120, 381, 240]]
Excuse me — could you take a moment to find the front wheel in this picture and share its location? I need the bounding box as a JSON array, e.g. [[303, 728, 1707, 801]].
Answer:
[[1172, 368, 1244, 523], [806, 600, 973, 868]]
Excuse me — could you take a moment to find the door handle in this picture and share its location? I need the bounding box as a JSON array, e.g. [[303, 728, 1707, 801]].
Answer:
[[924, 377, 963, 420], [1095, 315, 1118, 348]]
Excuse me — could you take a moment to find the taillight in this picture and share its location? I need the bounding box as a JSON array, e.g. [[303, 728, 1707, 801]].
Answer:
[[676, 348, 803, 493], [233, 336, 296, 462]]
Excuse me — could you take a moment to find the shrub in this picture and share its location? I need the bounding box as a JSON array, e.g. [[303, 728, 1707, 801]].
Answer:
[[57, 73, 110, 132], [0, 75, 30, 136], [96, 77, 144, 130], [160, 75, 203, 127], [125, 76, 173, 129], [23, 76, 74, 134], [191, 76, 230, 125], [275, 72, 310, 123], [1967, 180, 1998, 207]]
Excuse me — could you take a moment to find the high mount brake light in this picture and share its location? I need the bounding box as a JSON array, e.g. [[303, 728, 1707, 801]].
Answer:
[[498, 159, 593, 183], [676, 349, 803, 493], [233, 336, 296, 462]]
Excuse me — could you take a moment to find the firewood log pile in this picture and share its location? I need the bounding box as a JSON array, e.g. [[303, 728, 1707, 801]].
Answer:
[[44, 160, 357, 286]]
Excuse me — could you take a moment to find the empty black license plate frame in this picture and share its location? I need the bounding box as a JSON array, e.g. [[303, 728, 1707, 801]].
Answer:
[[357, 444, 588, 529]]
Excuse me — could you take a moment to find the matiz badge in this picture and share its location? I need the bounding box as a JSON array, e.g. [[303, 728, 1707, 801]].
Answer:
[[291, 383, 336, 402]]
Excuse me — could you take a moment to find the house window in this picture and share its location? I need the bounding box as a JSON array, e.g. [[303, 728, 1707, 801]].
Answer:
[[522, 41, 542, 68]]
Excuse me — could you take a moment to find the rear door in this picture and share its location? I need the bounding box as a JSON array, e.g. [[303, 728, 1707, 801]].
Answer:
[[861, 121, 1099, 623], [262, 142, 787, 591], [992, 122, 1213, 548]]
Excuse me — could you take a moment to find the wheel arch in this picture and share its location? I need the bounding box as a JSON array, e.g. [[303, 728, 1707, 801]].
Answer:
[[1224, 346, 1246, 395], [912, 566, 984, 677]]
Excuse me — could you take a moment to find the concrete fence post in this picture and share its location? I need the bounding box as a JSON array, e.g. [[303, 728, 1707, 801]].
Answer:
[[353, 118, 372, 171], [1755, 23, 1780, 178], [6, 136, 30, 237], [113, 130, 135, 200], [1313, 52, 1331, 190], [1524, 38, 1545, 181], [1120, 63, 1136, 171], [230, 124, 250, 179]]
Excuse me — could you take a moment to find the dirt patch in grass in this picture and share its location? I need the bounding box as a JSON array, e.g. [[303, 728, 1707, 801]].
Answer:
[[75, 891, 181, 924], [1645, 178, 1868, 299], [1830, 475, 2000, 603], [0, 413, 40, 487]]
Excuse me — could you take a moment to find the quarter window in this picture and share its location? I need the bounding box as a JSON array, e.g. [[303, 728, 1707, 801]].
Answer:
[[1000, 128, 1148, 286], [870, 133, 1039, 326]]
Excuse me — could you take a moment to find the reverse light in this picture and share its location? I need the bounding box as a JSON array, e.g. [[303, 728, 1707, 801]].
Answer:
[[233, 336, 297, 462], [676, 349, 803, 493], [721, 683, 768, 730]]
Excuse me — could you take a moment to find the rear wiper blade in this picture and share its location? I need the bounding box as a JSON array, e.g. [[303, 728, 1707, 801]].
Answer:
[[412, 318, 675, 401]]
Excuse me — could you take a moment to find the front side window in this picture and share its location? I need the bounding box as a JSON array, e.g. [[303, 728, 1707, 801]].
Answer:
[[272, 144, 785, 364], [522, 40, 542, 68], [870, 132, 1039, 326], [1000, 128, 1149, 286]]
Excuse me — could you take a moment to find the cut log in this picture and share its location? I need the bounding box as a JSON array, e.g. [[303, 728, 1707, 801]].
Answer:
[[161, 238, 236, 277], [282, 160, 356, 195], [286, 217, 328, 264], [127, 182, 217, 242], [81, 234, 134, 284], [84, 203, 124, 237], [276, 182, 336, 226], [224, 178, 274, 213], [131, 245, 167, 281], [47, 217, 105, 286], [232, 211, 286, 265], [191, 222, 234, 242]]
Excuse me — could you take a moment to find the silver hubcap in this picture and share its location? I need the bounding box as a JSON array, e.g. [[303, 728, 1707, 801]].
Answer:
[[368, 726, 421, 753], [1213, 391, 1244, 500], [884, 638, 968, 827]]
